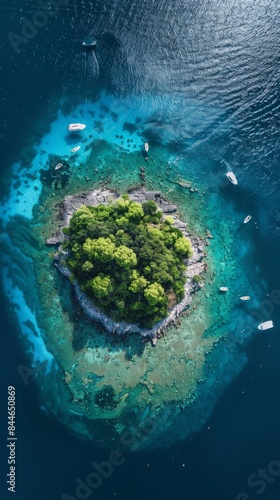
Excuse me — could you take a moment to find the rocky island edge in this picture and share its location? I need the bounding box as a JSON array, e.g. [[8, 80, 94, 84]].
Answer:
[[47, 187, 207, 344]]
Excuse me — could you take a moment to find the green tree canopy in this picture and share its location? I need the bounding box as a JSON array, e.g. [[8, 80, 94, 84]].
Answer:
[[128, 270, 148, 293], [113, 245, 137, 269], [63, 194, 193, 327], [144, 283, 166, 306], [174, 237, 193, 258], [83, 237, 116, 262], [88, 273, 112, 298]]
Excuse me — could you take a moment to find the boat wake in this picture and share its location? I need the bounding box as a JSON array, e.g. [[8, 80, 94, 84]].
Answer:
[[84, 50, 99, 80]]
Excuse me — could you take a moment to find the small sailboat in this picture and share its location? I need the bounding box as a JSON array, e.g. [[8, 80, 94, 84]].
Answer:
[[55, 163, 63, 170], [71, 145, 81, 154], [220, 287, 229, 292], [226, 171, 238, 185], [240, 296, 250, 301], [258, 320, 274, 331], [67, 123, 86, 131], [144, 142, 149, 152], [244, 215, 252, 224]]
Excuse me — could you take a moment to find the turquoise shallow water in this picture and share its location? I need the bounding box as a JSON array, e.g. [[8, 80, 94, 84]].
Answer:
[[0, 90, 271, 452], [1, 1, 280, 499]]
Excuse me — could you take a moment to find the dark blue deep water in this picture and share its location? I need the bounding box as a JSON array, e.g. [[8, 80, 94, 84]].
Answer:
[[1, 1, 280, 499]]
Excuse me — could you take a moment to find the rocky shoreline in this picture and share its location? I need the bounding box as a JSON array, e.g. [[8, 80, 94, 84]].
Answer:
[[48, 188, 207, 345]]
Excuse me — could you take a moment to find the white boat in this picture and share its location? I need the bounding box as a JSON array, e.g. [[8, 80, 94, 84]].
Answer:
[[240, 296, 250, 301], [226, 171, 238, 185], [258, 320, 274, 331], [220, 287, 229, 292], [144, 142, 149, 152], [82, 37, 97, 47], [67, 123, 86, 131], [244, 215, 252, 224], [55, 163, 63, 170], [71, 145, 81, 154]]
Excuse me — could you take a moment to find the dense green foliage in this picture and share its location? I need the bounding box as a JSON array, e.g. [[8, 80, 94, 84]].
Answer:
[[63, 195, 192, 327], [192, 275, 201, 284]]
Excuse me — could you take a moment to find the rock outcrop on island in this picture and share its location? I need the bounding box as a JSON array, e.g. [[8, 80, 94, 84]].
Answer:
[[48, 188, 206, 345]]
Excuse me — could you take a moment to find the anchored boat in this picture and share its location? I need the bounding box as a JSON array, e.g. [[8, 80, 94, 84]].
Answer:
[[258, 320, 274, 331], [82, 37, 97, 48], [244, 215, 252, 224], [226, 171, 238, 185], [67, 123, 86, 131], [71, 145, 81, 154]]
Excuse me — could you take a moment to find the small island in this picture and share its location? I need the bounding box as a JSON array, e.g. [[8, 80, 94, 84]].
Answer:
[[52, 188, 206, 345], [3, 92, 265, 454], [64, 195, 192, 325]]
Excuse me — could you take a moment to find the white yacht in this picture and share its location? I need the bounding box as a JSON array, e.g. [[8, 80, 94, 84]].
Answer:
[[258, 320, 274, 331], [71, 145, 81, 154], [220, 287, 229, 292], [226, 171, 238, 185], [67, 123, 86, 131], [240, 296, 250, 301], [82, 37, 97, 47], [144, 142, 149, 152], [244, 215, 252, 224]]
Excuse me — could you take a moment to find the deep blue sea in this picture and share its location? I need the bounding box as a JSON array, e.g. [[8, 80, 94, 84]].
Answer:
[[1, 1, 280, 499]]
